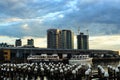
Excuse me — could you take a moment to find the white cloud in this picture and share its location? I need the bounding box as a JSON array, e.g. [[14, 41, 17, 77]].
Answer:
[[58, 14, 64, 18], [6, 18, 23, 22], [2, 18, 43, 23], [66, 0, 79, 11], [34, 37, 47, 48], [89, 35, 120, 50], [21, 24, 30, 30], [41, 11, 64, 21], [0, 36, 16, 45]]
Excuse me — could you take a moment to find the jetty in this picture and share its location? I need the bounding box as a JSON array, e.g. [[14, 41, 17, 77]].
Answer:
[[0, 62, 120, 80]]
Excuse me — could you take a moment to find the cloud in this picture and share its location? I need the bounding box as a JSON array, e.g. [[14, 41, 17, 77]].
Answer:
[[0, 36, 16, 45], [21, 24, 30, 30], [89, 35, 120, 50], [0, 0, 68, 18], [0, 0, 120, 40], [0, 0, 120, 51]]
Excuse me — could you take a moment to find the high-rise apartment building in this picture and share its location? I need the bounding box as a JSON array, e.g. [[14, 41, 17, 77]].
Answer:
[[27, 39, 34, 46], [47, 29, 61, 49], [47, 29, 74, 49], [77, 32, 89, 49], [61, 30, 74, 49], [15, 39, 22, 47]]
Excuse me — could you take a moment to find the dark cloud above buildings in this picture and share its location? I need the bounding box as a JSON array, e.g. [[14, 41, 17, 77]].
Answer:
[[0, 0, 120, 38]]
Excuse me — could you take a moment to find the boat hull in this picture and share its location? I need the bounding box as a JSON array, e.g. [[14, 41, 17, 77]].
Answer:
[[69, 58, 93, 65]]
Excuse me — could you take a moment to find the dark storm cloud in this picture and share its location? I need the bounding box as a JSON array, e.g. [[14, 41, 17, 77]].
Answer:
[[0, 0, 120, 37]]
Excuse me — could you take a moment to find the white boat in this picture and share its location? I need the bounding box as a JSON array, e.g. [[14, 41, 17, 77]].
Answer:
[[69, 54, 93, 64], [27, 54, 60, 62]]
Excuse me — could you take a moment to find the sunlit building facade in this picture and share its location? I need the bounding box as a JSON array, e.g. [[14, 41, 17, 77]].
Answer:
[[47, 29, 74, 49], [47, 29, 61, 49]]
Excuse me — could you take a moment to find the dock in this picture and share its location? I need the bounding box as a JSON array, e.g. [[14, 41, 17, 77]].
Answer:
[[0, 62, 120, 80]]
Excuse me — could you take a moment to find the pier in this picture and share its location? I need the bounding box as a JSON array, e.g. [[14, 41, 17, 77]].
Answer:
[[0, 62, 120, 80]]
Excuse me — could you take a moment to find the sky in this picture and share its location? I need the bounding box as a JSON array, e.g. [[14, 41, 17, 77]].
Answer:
[[0, 0, 120, 51]]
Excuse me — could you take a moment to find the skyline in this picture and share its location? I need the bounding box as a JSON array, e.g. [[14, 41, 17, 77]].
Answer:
[[0, 0, 120, 50], [0, 30, 120, 50]]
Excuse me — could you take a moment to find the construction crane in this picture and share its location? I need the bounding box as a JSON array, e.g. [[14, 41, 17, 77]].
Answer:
[[86, 29, 89, 35], [78, 26, 80, 34]]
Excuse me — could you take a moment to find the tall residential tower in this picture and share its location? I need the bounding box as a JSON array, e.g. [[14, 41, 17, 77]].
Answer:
[[27, 39, 34, 46], [15, 39, 22, 47], [61, 30, 74, 49], [77, 32, 89, 49], [47, 29, 74, 49], [47, 29, 61, 49]]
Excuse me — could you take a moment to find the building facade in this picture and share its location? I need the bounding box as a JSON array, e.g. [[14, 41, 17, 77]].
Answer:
[[77, 32, 89, 49], [15, 39, 22, 47], [61, 30, 74, 49], [47, 29, 61, 49], [27, 39, 34, 46], [0, 47, 119, 63], [47, 29, 74, 49]]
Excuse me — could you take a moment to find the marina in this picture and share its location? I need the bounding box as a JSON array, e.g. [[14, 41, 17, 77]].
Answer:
[[0, 60, 120, 80], [0, 47, 119, 80], [69, 54, 93, 64], [27, 54, 61, 62], [0, 0, 120, 80]]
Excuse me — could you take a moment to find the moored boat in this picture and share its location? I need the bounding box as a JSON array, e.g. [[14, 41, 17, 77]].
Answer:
[[27, 54, 61, 62], [69, 54, 93, 64]]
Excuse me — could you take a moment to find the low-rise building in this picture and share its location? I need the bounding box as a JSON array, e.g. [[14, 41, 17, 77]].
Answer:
[[0, 47, 119, 63]]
